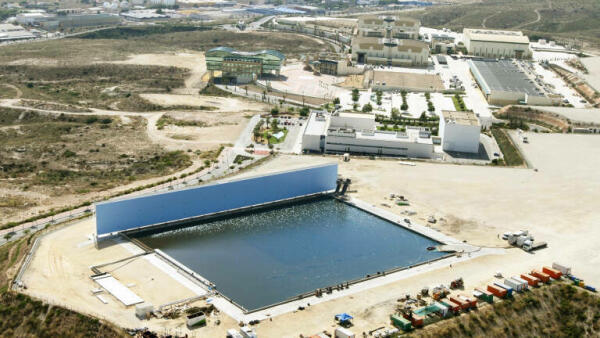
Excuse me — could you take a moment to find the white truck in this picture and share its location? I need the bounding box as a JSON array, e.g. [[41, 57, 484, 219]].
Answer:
[[522, 240, 547, 252], [504, 278, 525, 292], [552, 262, 572, 275]]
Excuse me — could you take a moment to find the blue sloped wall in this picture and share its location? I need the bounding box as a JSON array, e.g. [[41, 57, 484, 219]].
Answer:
[[96, 164, 338, 235]]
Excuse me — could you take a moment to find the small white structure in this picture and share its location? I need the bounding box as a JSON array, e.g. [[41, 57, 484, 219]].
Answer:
[[93, 274, 144, 306], [239, 326, 257, 338], [335, 327, 355, 338], [439, 110, 480, 154]]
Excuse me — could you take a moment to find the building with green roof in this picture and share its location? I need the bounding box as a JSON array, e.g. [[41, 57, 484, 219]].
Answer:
[[205, 47, 285, 84]]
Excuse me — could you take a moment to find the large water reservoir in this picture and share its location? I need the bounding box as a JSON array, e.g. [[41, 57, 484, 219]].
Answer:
[[135, 197, 445, 311]]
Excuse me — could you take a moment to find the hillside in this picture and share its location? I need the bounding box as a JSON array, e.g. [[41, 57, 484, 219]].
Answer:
[[407, 0, 600, 49], [410, 282, 600, 337]]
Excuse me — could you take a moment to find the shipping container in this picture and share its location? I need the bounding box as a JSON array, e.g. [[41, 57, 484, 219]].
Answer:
[[520, 274, 540, 287], [552, 262, 571, 276], [432, 302, 449, 317], [449, 296, 469, 310], [531, 270, 550, 283], [459, 295, 478, 308], [494, 282, 514, 297], [391, 315, 412, 331], [474, 288, 494, 303], [511, 276, 530, 291], [504, 278, 523, 292], [585, 285, 597, 292], [487, 285, 507, 298], [439, 300, 460, 314], [543, 266, 562, 279]]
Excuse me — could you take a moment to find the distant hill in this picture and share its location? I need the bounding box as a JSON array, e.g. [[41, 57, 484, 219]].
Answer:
[[406, 0, 600, 49]]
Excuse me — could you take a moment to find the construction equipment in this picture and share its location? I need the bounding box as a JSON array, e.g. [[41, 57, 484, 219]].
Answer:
[[450, 278, 464, 289]]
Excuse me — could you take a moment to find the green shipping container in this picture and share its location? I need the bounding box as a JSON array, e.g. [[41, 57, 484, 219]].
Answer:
[[391, 315, 412, 331]]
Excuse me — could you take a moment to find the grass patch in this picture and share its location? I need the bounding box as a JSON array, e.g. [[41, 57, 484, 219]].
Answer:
[[199, 84, 234, 97], [262, 128, 288, 144], [156, 115, 209, 130], [76, 24, 209, 39], [491, 128, 525, 166]]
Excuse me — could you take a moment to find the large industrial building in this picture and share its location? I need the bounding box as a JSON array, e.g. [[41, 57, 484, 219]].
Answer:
[[0, 24, 36, 42], [302, 111, 435, 158], [463, 28, 532, 59], [205, 47, 285, 84], [351, 16, 429, 67], [439, 110, 481, 153], [469, 59, 561, 106]]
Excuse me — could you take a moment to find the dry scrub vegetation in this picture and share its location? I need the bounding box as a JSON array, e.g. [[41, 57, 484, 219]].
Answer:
[[0, 234, 126, 337], [0, 30, 332, 65], [0, 64, 191, 112], [410, 282, 600, 338], [0, 108, 192, 218]]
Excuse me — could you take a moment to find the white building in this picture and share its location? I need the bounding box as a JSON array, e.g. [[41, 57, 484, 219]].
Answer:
[[439, 110, 480, 153], [0, 24, 36, 41], [149, 0, 176, 6], [351, 15, 429, 66], [463, 28, 532, 59], [302, 111, 435, 158]]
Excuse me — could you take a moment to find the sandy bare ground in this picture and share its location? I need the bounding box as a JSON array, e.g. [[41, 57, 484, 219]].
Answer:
[[146, 111, 251, 152], [22, 132, 600, 336], [139, 93, 268, 112]]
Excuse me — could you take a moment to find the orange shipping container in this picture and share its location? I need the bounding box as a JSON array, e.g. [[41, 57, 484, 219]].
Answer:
[[487, 284, 507, 298], [520, 273, 540, 287], [543, 266, 562, 279], [449, 296, 469, 310], [459, 295, 478, 308], [531, 270, 550, 283], [403, 313, 424, 327]]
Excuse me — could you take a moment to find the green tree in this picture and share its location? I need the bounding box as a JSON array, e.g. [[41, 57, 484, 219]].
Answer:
[[333, 97, 340, 105], [362, 103, 373, 112], [299, 107, 310, 117], [352, 88, 360, 103]]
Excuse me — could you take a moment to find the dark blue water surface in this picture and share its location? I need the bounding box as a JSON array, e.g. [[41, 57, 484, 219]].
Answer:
[[136, 198, 445, 310]]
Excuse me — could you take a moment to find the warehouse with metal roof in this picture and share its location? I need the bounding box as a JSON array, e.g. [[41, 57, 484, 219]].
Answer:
[[469, 59, 560, 106]]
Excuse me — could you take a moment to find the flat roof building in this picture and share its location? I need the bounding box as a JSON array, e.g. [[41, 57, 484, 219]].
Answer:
[[205, 46, 285, 84], [463, 28, 531, 59], [0, 24, 36, 41], [439, 110, 480, 153], [352, 15, 429, 67], [302, 111, 434, 158], [469, 59, 560, 106]]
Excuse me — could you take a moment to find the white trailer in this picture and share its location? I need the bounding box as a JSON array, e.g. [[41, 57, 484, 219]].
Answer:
[[523, 240, 547, 251], [227, 329, 243, 338], [504, 278, 524, 292], [552, 262, 572, 275], [240, 327, 258, 338], [511, 276, 529, 291]]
